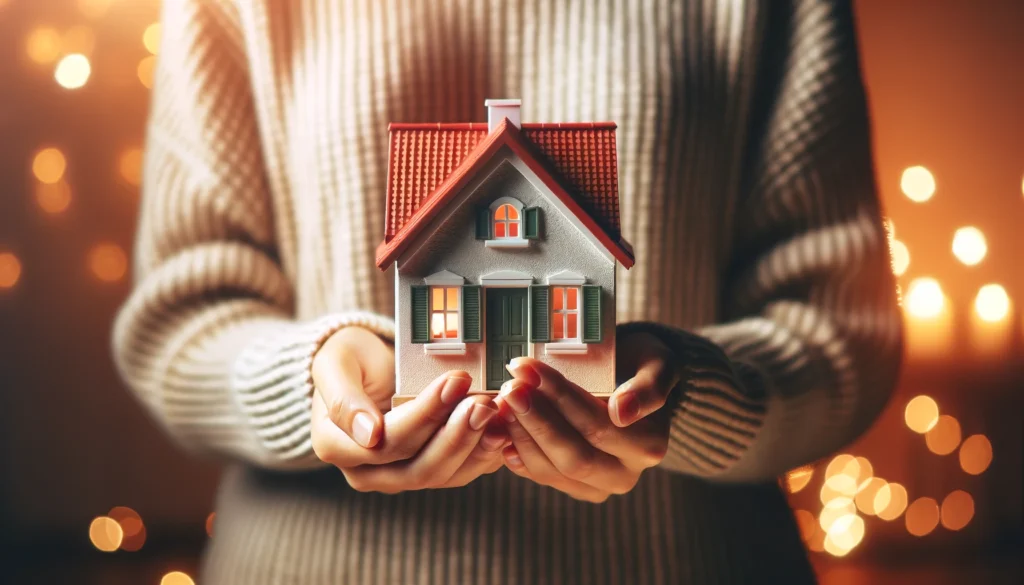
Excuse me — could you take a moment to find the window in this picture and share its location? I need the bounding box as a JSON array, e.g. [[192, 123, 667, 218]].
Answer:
[[493, 204, 520, 239], [550, 286, 580, 341], [430, 286, 460, 340]]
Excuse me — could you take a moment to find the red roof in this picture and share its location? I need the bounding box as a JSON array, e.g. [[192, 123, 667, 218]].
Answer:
[[377, 119, 633, 269]]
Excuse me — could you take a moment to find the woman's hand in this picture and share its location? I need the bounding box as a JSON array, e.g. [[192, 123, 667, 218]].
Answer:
[[310, 326, 506, 493], [495, 332, 679, 502]]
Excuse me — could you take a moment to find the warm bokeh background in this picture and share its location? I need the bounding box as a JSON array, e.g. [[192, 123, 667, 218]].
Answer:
[[1, 0, 1021, 583]]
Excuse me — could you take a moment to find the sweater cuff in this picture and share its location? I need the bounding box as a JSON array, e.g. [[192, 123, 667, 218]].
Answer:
[[231, 311, 396, 468], [618, 322, 768, 477]]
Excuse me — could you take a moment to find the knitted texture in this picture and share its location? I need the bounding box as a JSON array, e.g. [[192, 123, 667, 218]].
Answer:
[[112, 0, 902, 583]]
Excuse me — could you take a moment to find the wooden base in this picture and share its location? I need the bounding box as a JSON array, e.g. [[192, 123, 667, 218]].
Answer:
[[392, 392, 613, 408]]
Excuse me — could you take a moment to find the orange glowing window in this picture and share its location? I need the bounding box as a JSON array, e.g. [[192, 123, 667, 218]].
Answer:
[[493, 204, 521, 239], [551, 286, 580, 341], [430, 286, 460, 340]]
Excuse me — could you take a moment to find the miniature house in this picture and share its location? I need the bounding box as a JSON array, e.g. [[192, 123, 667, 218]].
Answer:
[[376, 99, 634, 405]]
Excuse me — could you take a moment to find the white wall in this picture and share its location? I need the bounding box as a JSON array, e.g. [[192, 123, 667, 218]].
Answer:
[[394, 148, 617, 397]]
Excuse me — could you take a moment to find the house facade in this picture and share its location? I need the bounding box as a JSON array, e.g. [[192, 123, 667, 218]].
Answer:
[[376, 100, 634, 404]]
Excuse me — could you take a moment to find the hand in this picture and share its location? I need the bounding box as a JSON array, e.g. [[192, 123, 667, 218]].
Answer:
[[495, 332, 679, 502], [310, 326, 506, 493]]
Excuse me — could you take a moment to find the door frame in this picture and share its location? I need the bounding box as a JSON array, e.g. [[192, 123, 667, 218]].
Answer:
[[480, 284, 533, 390]]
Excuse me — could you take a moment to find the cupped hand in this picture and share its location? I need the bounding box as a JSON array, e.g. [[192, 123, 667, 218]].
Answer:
[[495, 332, 679, 502], [310, 326, 506, 493]]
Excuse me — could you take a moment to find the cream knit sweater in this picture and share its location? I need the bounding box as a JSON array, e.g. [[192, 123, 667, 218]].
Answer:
[[112, 0, 902, 583]]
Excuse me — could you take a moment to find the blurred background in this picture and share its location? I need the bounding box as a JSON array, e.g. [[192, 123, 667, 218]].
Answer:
[[0, 0, 1021, 584]]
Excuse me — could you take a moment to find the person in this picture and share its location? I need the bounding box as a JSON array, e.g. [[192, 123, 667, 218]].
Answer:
[[112, 0, 903, 583]]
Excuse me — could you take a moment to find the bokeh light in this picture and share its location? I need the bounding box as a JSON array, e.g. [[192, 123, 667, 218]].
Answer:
[[26, 27, 62, 64], [88, 243, 128, 282], [0, 252, 22, 289], [904, 395, 939, 433], [974, 284, 1010, 322], [138, 55, 156, 88], [959, 434, 993, 475], [824, 513, 865, 557], [35, 180, 72, 214], [952, 226, 987, 266], [901, 165, 936, 202], [119, 147, 144, 186], [32, 147, 67, 184], [89, 516, 123, 552], [143, 23, 162, 54], [925, 415, 962, 455], [940, 490, 975, 531], [819, 497, 856, 532], [63, 25, 96, 55], [206, 512, 216, 537], [905, 277, 944, 318], [109, 506, 145, 552], [855, 477, 888, 516], [874, 482, 908, 521], [55, 53, 91, 89], [905, 497, 940, 537], [889, 238, 910, 276], [820, 474, 858, 503], [161, 572, 196, 585]]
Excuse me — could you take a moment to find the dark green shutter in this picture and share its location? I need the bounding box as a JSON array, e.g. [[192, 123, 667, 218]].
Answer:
[[523, 207, 541, 239], [462, 285, 482, 342], [581, 285, 602, 343], [529, 285, 550, 342], [475, 208, 492, 239], [410, 285, 429, 343]]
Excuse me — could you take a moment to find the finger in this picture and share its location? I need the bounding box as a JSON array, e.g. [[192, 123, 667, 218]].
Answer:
[[611, 334, 680, 427], [375, 371, 472, 459], [441, 423, 508, 488], [498, 380, 634, 492], [502, 446, 611, 504], [345, 396, 498, 493], [312, 349, 383, 448], [505, 356, 613, 442]]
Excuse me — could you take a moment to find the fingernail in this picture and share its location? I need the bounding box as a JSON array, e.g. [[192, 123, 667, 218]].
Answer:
[[503, 447, 522, 468], [469, 403, 498, 431], [499, 380, 530, 414], [352, 412, 376, 448], [494, 394, 517, 422], [613, 392, 641, 426], [506, 358, 540, 386], [440, 375, 470, 405]]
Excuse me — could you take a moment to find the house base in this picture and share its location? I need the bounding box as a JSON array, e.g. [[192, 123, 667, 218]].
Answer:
[[392, 393, 614, 408]]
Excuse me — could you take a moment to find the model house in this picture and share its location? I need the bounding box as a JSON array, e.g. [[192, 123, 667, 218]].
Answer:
[[376, 99, 634, 405]]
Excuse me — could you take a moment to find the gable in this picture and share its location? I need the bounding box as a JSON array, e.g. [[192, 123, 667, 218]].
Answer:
[[377, 120, 634, 269]]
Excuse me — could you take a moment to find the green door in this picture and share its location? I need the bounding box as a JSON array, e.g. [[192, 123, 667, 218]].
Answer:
[[485, 288, 529, 390]]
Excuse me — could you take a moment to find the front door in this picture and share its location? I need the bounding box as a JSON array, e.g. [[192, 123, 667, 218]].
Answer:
[[485, 288, 529, 390]]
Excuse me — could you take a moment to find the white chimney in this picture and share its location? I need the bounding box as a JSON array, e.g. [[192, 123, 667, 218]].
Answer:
[[485, 98, 522, 132]]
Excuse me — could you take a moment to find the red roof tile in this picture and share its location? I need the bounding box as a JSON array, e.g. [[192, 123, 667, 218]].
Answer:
[[384, 119, 623, 238], [377, 120, 634, 269]]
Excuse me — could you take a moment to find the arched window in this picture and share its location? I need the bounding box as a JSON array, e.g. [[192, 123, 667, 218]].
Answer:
[[493, 203, 520, 239]]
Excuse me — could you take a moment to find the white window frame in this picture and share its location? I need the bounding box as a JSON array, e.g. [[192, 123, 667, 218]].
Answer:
[[423, 271, 466, 354], [545, 272, 588, 355], [485, 197, 529, 249]]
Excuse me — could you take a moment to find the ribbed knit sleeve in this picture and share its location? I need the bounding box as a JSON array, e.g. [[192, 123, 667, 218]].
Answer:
[[111, 0, 393, 469], [631, 1, 902, 481]]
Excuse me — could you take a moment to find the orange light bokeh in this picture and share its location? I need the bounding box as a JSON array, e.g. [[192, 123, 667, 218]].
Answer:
[[904, 395, 939, 433], [143, 23, 161, 54], [925, 414, 962, 455], [905, 497, 940, 537], [119, 147, 144, 186], [0, 252, 22, 289], [138, 55, 156, 89], [160, 572, 195, 585], [35, 180, 72, 214], [900, 165, 936, 202], [26, 27, 62, 64], [88, 516, 123, 552], [874, 482, 908, 521], [32, 147, 67, 184], [88, 243, 128, 282], [959, 434, 994, 475], [940, 490, 975, 531], [55, 53, 91, 89]]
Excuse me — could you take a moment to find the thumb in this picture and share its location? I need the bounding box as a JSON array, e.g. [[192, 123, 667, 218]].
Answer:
[[312, 344, 383, 449]]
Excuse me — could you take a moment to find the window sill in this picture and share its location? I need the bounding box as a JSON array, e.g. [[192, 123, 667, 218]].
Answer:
[[485, 239, 530, 249], [424, 342, 467, 355], [544, 343, 588, 355]]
